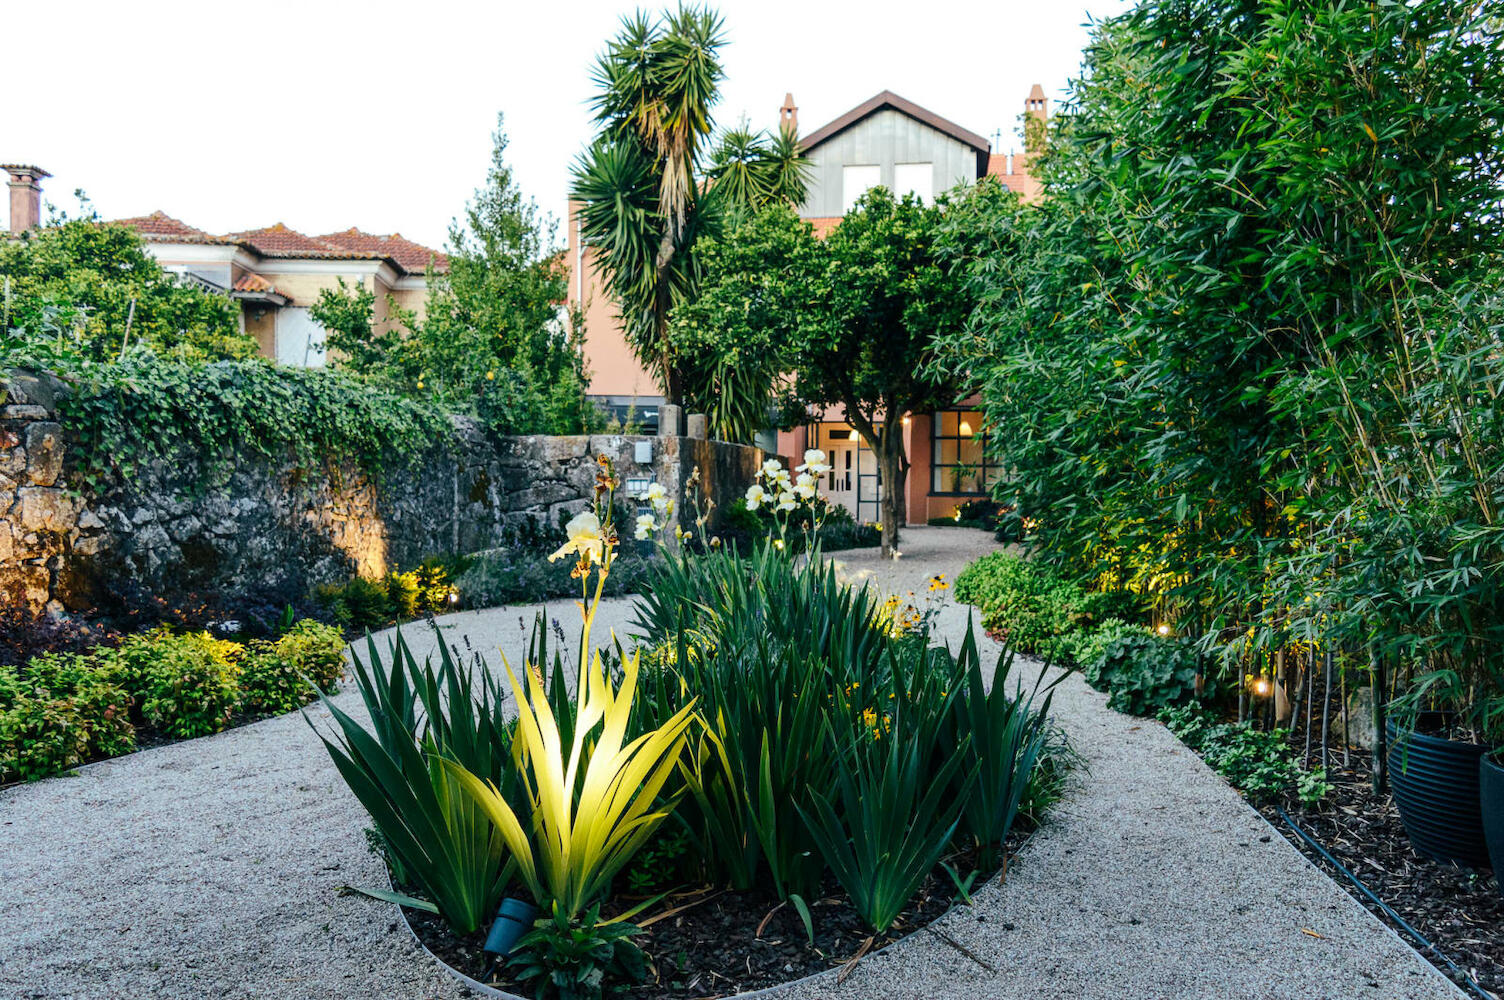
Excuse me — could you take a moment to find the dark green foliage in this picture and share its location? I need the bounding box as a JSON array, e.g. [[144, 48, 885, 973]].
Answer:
[[1086, 633, 1200, 718], [1060, 619, 1136, 671], [98, 627, 241, 739], [630, 541, 1062, 925], [239, 620, 347, 714], [1160, 706, 1330, 807], [0, 653, 135, 782], [719, 496, 879, 553], [929, 498, 1004, 531], [935, 1, 1504, 739], [940, 629, 1059, 868], [798, 722, 969, 933], [622, 823, 692, 895], [316, 577, 398, 632], [509, 903, 647, 1000], [953, 551, 1127, 657], [454, 510, 657, 608], [310, 628, 520, 935], [61, 350, 448, 488], [0, 215, 253, 363]]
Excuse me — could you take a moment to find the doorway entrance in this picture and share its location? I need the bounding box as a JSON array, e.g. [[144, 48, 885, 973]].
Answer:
[[812, 423, 881, 524]]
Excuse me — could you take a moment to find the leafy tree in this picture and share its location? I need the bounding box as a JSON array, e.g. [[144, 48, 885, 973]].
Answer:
[[310, 278, 396, 376], [687, 191, 968, 554], [314, 116, 594, 435], [795, 189, 969, 557], [940, 0, 1504, 729], [571, 6, 808, 406], [0, 211, 252, 364], [667, 203, 814, 443]]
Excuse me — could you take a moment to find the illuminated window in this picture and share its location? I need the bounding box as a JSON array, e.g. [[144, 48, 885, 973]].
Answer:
[[930, 409, 998, 495]]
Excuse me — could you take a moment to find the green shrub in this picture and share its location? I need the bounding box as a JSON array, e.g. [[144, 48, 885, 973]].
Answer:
[[1160, 706, 1330, 806], [1062, 618, 1139, 668], [240, 620, 347, 715], [1087, 633, 1199, 717], [0, 654, 135, 782], [316, 576, 395, 631], [100, 628, 242, 738], [456, 540, 656, 608], [953, 551, 1124, 656], [509, 903, 647, 1000]]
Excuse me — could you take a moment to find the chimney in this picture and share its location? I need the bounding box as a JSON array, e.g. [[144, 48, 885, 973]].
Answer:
[[5, 165, 50, 234], [780, 93, 798, 136], [1024, 84, 1048, 119]]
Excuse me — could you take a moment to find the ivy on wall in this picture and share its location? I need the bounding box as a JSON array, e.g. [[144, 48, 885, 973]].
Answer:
[[57, 351, 451, 488]]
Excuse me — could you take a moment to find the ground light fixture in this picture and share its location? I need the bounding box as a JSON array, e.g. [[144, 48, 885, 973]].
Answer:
[[1156, 623, 1171, 636]]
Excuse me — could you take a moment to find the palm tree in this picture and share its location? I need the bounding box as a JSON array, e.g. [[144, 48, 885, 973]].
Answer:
[[572, 6, 808, 409]]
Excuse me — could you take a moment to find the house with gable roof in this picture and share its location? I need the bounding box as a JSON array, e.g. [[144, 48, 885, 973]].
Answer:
[[565, 85, 1048, 525], [111, 212, 447, 367], [4, 168, 449, 370]]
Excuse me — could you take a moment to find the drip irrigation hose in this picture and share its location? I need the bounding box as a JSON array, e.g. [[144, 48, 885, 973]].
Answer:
[[1275, 808, 1496, 1000]]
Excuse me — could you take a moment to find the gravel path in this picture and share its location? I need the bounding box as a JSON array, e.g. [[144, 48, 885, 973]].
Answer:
[[0, 527, 1463, 999]]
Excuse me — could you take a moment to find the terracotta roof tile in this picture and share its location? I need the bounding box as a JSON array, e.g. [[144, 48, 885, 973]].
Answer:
[[116, 214, 444, 275], [222, 223, 345, 255], [113, 211, 229, 243], [232, 273, 280, 294], [317, 228, 449, 275]]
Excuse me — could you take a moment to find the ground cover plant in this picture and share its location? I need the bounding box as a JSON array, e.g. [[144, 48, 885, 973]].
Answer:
[[0, 617, 344, 783], [316, 454, 1068, 998], [953, 551, 1135, 659]]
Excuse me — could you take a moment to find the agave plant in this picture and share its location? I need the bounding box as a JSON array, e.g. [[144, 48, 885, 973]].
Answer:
[[442, 643, 696, 920], [310, 630, 517, 935]]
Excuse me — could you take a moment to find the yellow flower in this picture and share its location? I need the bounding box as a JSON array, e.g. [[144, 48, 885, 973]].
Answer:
[[548, 512, 606, 565]]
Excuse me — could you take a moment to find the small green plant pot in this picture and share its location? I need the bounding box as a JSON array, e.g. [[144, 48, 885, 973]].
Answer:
[[1482, 752, 1504, 897], [483, 897, 537, 956]]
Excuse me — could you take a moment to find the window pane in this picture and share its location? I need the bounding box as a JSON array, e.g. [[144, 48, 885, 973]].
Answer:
[[939, 410, 959, 436], [842, 165, 881, 213], [940, 440, 959, 465], [894, 162, 932, 204]]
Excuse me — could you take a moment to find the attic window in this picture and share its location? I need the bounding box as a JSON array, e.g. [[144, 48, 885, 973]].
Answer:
[[842, 165, 881, 213]]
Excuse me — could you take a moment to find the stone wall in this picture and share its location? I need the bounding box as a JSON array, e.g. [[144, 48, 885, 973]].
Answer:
[[0, 369, 766, 614]]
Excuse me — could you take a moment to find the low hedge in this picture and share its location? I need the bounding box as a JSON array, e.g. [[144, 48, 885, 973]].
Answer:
[[953, 551, 1130, 656], [0, 618, 346, 783]]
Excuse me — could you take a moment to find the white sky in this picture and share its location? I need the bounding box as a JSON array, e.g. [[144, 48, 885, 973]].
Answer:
[[4, 0, 1134, 252]]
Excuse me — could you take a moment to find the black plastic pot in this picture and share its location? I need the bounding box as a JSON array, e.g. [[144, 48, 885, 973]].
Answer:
[[1483, 752, 1504, 896], [1386, 717, 1491, 869]]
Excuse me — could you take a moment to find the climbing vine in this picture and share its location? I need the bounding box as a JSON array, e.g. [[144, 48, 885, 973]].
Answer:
[[58, 350, 451, 488]]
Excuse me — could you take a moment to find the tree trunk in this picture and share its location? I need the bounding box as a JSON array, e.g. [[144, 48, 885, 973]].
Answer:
[[846, 403, 907, 559], [878, 430, 906, 559]]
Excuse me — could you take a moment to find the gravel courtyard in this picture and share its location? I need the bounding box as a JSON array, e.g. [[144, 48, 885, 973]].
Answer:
[[0, 527, 1463, 999]]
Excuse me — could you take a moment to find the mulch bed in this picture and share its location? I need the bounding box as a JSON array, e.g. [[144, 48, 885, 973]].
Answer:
[[1261, 748, 1503, 1000], [405, 841, 1017, 998]]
